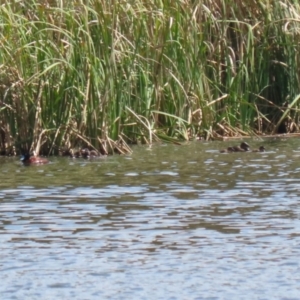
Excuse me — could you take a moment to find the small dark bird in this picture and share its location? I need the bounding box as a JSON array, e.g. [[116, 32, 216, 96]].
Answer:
[[89, 150, 100, 158], [220, 147, 235, 153], [232, 142, 250, 152], [252, 146, 265, 152], [81, 148, 102, 158], [80, 148, 90, 158], [69, 149, 81, 158]]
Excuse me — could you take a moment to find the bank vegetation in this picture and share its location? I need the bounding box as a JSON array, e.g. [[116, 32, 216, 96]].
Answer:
[[1, 0, 300, 155]]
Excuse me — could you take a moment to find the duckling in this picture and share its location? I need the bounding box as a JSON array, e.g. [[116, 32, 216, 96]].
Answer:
[[59, 148, 72, 157], [252, 146, 265, 152], [80, 148, 90, 159], [220, 147, 235, 153], [89, 149, 100, 157], [70, 149, 81, 158], [232, 142, 250, 152], [81, 148, 101, 158]]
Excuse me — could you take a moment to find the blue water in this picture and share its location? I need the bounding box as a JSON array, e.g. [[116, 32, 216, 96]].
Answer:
[[1, 139, 300, 299]]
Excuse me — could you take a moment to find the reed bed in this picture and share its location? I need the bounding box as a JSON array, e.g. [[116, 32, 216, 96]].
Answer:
[[1, 0, 300, 155]]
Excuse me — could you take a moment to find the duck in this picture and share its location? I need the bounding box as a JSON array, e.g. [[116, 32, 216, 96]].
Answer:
[[232, 141, 250, 152], [80, 148, 91, 159], [90, 149, 102, 157], [81, 148, 102, 158], [252, 146, 265, 152], [20, 153, 49, 165], [220, 147, 235, 153], [69, 149, 81, 158]]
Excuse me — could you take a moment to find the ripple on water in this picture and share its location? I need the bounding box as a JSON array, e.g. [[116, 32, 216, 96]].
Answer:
[[1, 141, 300, 299]]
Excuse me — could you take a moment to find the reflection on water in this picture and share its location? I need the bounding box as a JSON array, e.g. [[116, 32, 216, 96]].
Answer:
[[1, 139, 300, 299]]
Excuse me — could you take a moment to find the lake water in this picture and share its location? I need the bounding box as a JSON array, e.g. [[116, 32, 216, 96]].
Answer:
[[1, 139, 300, 299]]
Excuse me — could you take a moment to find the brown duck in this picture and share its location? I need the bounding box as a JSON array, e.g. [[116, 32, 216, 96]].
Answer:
[[81, 148, 102, 158], [70, 149, 81, 158], [232, 142, 250, 152], [80, 148, 90, 158], [252, 146, 265, 152], [220, 147, 236, 153]]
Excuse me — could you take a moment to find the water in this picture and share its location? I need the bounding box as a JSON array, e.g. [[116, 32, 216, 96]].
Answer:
[[1, 139, 300, 299]]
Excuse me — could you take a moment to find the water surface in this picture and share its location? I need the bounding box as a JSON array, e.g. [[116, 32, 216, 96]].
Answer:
[[1, 139, 300, 299]]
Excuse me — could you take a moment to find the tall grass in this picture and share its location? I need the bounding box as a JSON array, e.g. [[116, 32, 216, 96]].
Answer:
[[1, 0, 300, 155]]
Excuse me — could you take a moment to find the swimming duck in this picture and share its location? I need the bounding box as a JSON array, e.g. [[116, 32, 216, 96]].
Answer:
[[89, 150, 100, 157], [81, 148, 91, 158], [81, 148, 102, 158], [232, 142, 250, 152], [20, 153, 49, 165], [69, 149, 81, 158], [220, 147, 235, 153], [252, 146, 265, 152]]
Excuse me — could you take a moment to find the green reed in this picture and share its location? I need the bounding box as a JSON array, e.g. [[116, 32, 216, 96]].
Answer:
[[1, 0, 300, 155]]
